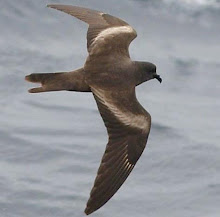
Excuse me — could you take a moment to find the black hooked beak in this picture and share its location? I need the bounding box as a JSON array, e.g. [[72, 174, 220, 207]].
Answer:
[[154, 74, 162, 83]]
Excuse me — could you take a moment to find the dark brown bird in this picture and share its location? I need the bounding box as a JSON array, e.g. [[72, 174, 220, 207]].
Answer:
[[25, 4, 162, 215]]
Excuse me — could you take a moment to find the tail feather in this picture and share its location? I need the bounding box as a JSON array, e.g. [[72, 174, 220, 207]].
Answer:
[[28, 87, 45, 93], [25, 68, 91, 93], [25, 73, 63, 84], [25, 72, 65, 93]]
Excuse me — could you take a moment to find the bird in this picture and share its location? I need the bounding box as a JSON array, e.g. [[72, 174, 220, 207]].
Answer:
[[25, 4, 162, 215]]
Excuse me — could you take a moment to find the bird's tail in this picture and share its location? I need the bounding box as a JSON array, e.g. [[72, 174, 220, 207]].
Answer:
[[25, 72, 63, 93], [25, 68, 91, 93]]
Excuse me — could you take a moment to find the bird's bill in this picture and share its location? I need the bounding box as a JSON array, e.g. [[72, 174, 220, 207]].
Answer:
[[154, 74, 162, 83]]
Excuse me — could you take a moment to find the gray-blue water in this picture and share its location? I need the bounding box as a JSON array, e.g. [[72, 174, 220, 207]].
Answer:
[[0, 0, 220, 216]]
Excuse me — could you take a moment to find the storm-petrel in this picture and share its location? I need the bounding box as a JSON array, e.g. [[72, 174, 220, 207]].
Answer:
[[25, 4, 162, 215]]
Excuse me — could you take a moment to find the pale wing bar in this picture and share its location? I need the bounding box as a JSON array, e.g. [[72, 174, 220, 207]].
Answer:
[[47, 5, 137, 55], [85, 88, 151, 215]]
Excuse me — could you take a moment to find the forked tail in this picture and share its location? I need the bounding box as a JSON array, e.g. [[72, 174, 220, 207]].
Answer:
[[25, 68, 91, 93]]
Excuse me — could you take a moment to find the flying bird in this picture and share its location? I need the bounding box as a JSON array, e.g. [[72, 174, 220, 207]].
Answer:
[[25, 4, 162, 215]]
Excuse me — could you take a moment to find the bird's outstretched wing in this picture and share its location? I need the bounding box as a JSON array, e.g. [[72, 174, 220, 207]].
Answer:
[[47, 5, 137, 57], [85, 87, 151, 215]]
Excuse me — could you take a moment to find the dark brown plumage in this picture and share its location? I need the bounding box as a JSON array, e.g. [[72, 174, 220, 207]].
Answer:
[[25, 4, 162, 215]]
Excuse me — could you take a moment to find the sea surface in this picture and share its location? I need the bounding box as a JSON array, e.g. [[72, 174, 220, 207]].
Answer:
[[0, 0, 220, 216]]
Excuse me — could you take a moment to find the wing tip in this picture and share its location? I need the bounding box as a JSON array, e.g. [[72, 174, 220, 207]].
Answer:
[[47, 4, 64, 9], [47, 4, 54, 8], [84, 206, 94, 215]]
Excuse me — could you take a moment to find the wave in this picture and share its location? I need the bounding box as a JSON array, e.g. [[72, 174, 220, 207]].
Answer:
[[139, 0, 220, 15], [163, 0, 220, 8]]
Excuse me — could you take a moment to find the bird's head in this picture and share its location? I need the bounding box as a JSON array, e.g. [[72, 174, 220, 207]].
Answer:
[[135, 61, 162, 85], [143, 62, 162, 83]]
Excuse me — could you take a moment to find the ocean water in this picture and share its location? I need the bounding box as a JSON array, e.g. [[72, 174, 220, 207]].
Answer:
[[0, 0, 220, 216]]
